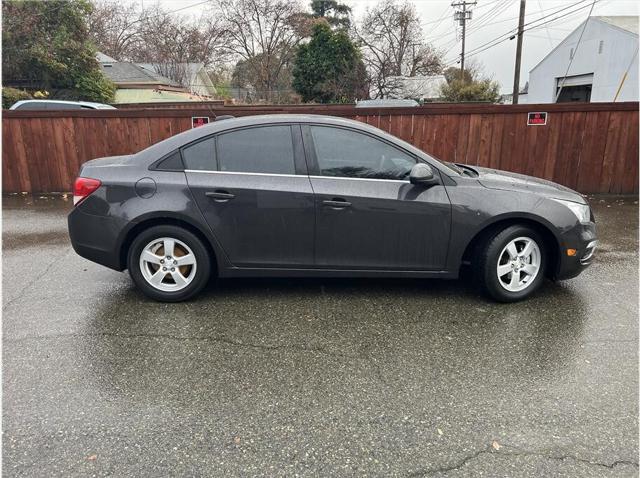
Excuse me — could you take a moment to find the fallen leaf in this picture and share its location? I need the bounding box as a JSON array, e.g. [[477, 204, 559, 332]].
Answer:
[[492, 440, 501, 450], [87, 455, 97, 461]]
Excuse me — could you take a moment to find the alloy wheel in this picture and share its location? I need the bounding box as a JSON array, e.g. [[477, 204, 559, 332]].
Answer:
[[139, 237, 197, 292], [496, 236, 541, 292]]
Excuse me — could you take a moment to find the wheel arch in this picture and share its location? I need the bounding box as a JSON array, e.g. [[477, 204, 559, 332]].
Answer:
[[459, 215, 561, 279], [118, 213, 221, 274]]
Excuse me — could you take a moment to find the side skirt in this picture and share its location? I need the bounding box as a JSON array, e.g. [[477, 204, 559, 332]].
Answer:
[[218, 267, 458, 279]]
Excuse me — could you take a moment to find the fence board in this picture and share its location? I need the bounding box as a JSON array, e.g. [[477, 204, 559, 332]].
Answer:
[[2, 102, 638, 194]]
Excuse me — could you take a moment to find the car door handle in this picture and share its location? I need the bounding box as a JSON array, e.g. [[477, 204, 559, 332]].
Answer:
[[323, 198, 351, 208], [205, 191, 235, 202]]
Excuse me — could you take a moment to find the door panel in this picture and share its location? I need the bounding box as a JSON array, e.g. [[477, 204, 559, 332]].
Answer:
[[304, 125, 451, 271], [183, 124, 315, 268], [187, 172, 315, 267], [311, 177, 451, 270]]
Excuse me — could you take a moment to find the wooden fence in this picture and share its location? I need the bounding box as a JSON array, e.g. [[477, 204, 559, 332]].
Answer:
[[2, 102, 638, 194], [116, 100, 225, 109]]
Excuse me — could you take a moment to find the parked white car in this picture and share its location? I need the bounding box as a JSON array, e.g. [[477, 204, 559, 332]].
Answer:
[[9, 100, 116, 110]]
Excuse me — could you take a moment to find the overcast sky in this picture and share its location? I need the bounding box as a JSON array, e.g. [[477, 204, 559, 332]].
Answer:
[[154, 0, 639, 93]]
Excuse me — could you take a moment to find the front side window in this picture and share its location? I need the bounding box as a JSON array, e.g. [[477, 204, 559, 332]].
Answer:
[[217, 125, 295, 174], [310, 126, 416, 180]]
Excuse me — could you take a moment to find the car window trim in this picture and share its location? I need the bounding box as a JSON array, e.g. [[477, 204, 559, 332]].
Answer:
[[307, 175, 409, 184], [184, 169, 301, 179], [291, 124, 308, 175]]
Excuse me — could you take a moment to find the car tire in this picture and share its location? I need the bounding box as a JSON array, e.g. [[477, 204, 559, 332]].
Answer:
[[476, 225, 547, 302], [128, 225, 211, 302]]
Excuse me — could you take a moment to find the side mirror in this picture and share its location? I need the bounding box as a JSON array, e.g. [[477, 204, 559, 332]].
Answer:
[[410, 163, 438, 186]]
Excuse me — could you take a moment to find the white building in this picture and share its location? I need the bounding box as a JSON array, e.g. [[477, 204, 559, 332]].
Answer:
[[522, 16, 638, 104]]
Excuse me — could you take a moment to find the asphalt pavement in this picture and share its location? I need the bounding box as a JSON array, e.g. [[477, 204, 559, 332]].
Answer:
[[2, 194, 638, 477]]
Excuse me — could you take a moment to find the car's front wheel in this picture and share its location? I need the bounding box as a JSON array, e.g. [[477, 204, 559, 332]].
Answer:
[[128, 225, 211, 302], [476, 225, 546, 302]]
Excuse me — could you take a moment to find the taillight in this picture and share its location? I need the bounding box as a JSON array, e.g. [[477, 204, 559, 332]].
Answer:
[[73, 177, 101, 206]]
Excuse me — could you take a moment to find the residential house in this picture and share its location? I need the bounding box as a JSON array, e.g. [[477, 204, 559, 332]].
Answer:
[[97, 53, 217, 103], [137, 63, 217, 99]]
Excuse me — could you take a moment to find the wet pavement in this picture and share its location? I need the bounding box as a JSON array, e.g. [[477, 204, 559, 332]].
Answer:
[[2, 194, 638, 477]]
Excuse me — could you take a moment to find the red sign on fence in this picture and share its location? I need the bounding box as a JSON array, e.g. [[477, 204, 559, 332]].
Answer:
[[191, 116, 210, 128], [527, 112, 547, 126]]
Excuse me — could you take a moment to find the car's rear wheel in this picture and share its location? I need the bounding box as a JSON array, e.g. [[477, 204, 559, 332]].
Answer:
[[476, 225, 546, 302], [128, 225, 211, 302]]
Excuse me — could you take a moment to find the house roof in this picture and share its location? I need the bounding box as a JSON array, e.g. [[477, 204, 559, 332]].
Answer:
[[99, 61, 181, 87], [529, 16, 639, 74], [594, 16, 638, 35], [138, 63, 203, 77], [136, 63, 213, 91], [96, 51, 117, 63], [96, 52, 214, 94]]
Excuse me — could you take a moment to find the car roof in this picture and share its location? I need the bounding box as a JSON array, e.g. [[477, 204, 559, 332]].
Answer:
[[10, 100, 116, 110], [356, 99, 419, 108], [137, 114, 430, 165]]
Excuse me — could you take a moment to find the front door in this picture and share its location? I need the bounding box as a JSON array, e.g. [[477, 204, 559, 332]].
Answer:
[[184, 124, 315, 268], [304, 125, 451, 270]]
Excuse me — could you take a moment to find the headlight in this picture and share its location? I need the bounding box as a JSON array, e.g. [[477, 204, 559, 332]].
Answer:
[[551, 198, 591, 223]]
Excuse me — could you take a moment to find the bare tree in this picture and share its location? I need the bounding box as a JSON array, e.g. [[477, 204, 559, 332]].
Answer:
[[88, 1, 226, 90], [217, 0, 304, 102], [354, 0, 443, 99], [88, 1, 143, 60]]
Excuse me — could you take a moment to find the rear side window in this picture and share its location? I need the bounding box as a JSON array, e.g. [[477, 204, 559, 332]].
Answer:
[[217, 126, 295, 174], [155, 150, 184, 171], [182, 137, 216, 171], [14, 102, 47, 110], [47, 103, 82, 110]]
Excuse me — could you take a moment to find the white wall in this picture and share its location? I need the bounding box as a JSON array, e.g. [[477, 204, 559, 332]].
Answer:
[[526, 18, 638, 103]]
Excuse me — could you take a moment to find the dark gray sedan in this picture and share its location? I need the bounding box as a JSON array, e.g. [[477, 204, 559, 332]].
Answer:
[[68, 115, 597, 302]]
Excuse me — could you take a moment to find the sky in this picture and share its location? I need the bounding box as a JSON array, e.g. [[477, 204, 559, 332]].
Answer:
[[153, 0, 639, 93]]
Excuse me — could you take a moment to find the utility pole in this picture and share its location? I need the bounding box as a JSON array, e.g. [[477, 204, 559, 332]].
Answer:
[[512, 0, 526, 104], [452, 1, 477, 81]]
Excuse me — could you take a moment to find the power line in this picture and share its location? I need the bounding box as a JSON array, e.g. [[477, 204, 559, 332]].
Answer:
[[442, 0, 599, 66], [434, 0, 588, 56], [613, 45, 639, 101], [459, 0, 591, 59], [555, 0, 596, 102], [466, 0, 514, 33], [536, 0, 555, 48]]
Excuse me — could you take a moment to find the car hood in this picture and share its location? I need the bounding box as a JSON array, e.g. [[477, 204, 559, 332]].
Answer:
[[474, 166, 586, 204]]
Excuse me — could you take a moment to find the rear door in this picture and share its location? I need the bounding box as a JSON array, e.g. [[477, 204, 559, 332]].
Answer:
[[184, 124, 315, 268], [303, 124, 451, 270]]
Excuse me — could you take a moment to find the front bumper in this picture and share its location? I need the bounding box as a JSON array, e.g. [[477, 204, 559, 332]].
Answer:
[[555, 222, 598, 280]]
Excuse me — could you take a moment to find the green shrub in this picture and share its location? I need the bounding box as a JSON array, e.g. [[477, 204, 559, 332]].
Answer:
[[2, 87, 32, 109]]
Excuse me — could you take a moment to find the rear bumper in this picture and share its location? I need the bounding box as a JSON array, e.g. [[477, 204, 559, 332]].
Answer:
[[555, 222, 597, 280], [68, 206, 125, 271]]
